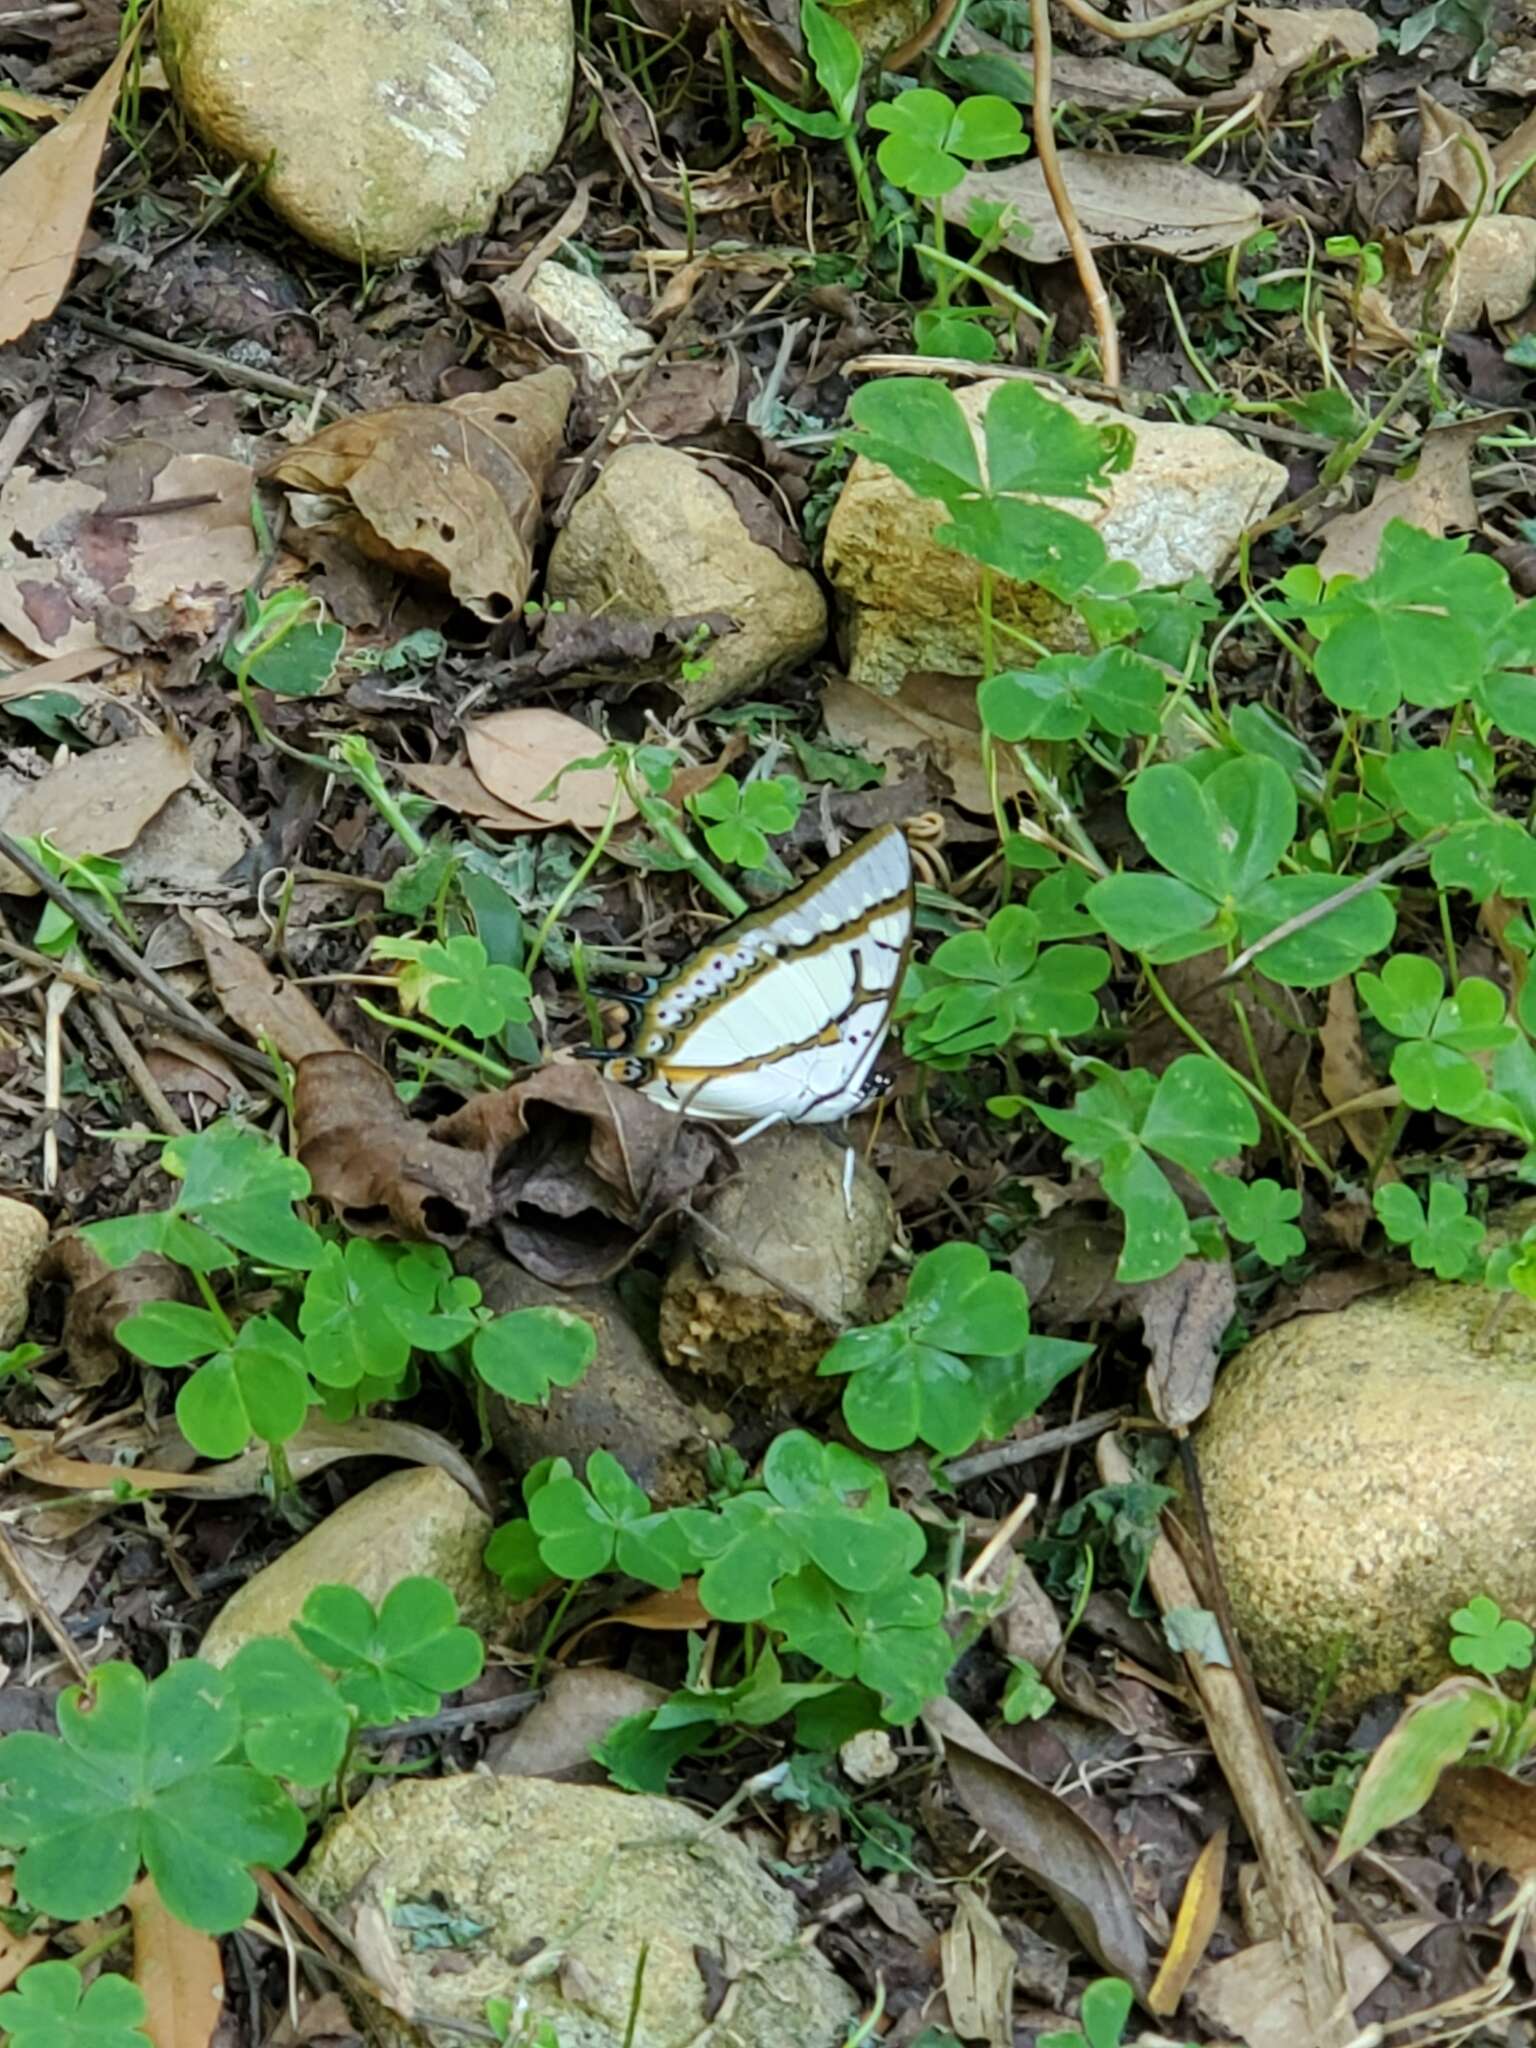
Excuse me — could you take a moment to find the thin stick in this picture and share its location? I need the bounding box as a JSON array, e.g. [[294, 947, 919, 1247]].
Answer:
[[69, 312, 346, 419], [1028, 0, 1120, 387], [0, 1523, 92, 1686], [86, 995, 187, 1138], [945, 1406, 1128, 1483], [0, 934, 266, 1069], [1216, 837, 1438, 987], [1057, 0, 1231, 40]]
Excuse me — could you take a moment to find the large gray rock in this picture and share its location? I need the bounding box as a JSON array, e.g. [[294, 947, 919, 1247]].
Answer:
[[303, 1773, 862, 2048], [198, 1466, 497, 1664], [161, 0, 573, 264], [545, 445, 828, 711]]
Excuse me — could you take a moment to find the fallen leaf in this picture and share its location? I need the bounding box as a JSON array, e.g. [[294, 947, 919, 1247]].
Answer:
[[186, 910, 348, 1063], [821, 672, 1018, 818], [1416, 91, 1495, 224], [941, 1889, 1016, 2048], [1314, 415, 1512, 580], [0, 646, 116, 697], [397, 757, 541, 831], [462, 707, 637, 830], [1234, 7, 1379, 104], [295, 1050, 494, 1242], [1493, 108, 1536, 218], [267, 370, 574, 621], [141, 1034, 238, 1110], [1431, 1764, 1536, 1878], [1148, 1826, 1226, 2015], [130, 1877, 223, 2048], [924, 1695, 1149, 1990], [952, 152, 1262, 267], [0, 1876, 48, 1993], [1190, 1917, 1438, 2048], [596, 1582, 711, 1631], [43, 1233, 190, 1389], [0, 88, 65, 125], [1133, 1256, 1237, 1429], [990, 1556, 1063, 1671], [487, 1667, 669, 1781], [1395, 216, 1536, 332], [0, 33, 138, 344], [0, 730, 192, 894], [1318, 977, 1392, 1169]]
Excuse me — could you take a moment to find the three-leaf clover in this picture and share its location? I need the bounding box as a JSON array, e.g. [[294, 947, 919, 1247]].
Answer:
[[866, 89, 1025, 197], [299, 1240, 480, 1391], [224, 1639, 352, 1787], [0, 1965, 149, 2048], [1373, 1180, 1485, 1279], [979, 648, 1169, 744], [83, 1123, 322, 1275], [292, 1578, 484, 1723], [527, 1450, 698, 1587], [0, 1661, 304, 1933], [1448, 1595, 1534, 1677], [1355, 956, 1515, 1115], [116, 1306, 313, 1460], [899, 906, 1109, 1063], [371, 933, 532, 1040], [470, 1305, 597, 1404], [770, 1568, 954, 1722], [686, 774, 804, 869], [1086, 753, 1394, 985]]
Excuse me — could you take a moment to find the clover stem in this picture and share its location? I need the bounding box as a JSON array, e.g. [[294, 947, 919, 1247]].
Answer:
[[64, 1924, 132, 1973], [631, 786, 749, 919], [266, 1437, 299, 1517], [192, 1269, 238, 1347], [354, 1001, 517, 1083], [1366, 1101, 1409, 1187], [530, 1580, 581, 1686], [1142, 965, 1332, 1175], [526, 775, 631, 976], [1438, 887, 1460, 990], [931, 197, 949, 308]]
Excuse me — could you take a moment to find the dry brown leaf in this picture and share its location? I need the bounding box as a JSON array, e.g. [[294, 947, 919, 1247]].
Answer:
[[1431, 1764, 1536, 1878], [267, 370, 574, 621], [953, 153, 1261, 267], [487, 1668, 669, 1781], [142, 1034, 238, 1110], [821, 673, 1020, 818], [1312, 415, 1512, 580], [462, 707, 636, 830], [1395, 216, 1536, 332], [0, 647, 116, 698], [1190, 1916, 1438, 2048], [1148, 1825, 1227, 2015], [602, 1582, 711, 1630], [130, 1878, 223, 2048], [0, 730, 192, 895], [0, 88, 65, 124], [1493, 108, 1536, 218], [941, 1890, 1016, 2048], [1234, 8, 1378, 104], [0, 1876, 48, 1992], [1133, 1256, 1236, 1429], [397, 757, 542, 831], [186, 910, 348, 1063], [295, 1050, 494, 1242], [1318, 977, 1393, 1169], [0, 35, 137, 345], [1416, 91, 1495, 223], [43, 1233, 190, 1389]]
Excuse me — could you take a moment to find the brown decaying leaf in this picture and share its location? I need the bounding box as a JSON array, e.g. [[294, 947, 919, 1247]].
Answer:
[[1233, 7, 1378, 105], [0, 731, 191, 894], [952, 153, 1261, 268], [130, 1878, 223, 2048], [42, 1234, 189, 1390], [462, 707, 636, 831], [186, 910, 348, 1064], [397, 758, 541, 831], [1190, 1917, 1438, 2048], [1318, 977, 1393, 1170], [1147, 1825, 1227, 2016], [294, 1051, 493, 1242], [820, 673, 1018, 819], [0, 33, 137, 345], [487, 1668, 670, 1781], [941, 1889, 1016, 2048], [267, 369, 574, 621], [1431, 1764, 1536, 1878], [434, 1061, 732, 1285], [1313, 414, 1516, 581], [0, 88, 65, 124], [923, 1695, 1150, 1990], [1415, 91, 1495, 224], [1133, 1256, 1237, 1430]]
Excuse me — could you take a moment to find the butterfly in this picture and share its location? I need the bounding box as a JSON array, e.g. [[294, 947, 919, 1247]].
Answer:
[[595, 824, 914, 1131]]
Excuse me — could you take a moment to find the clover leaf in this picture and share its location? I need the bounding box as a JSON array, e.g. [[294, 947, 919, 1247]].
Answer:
[[675, 1493, 804, 1621], [0, 1965, 149, 2048], [866, 88, 1025, 197], [686, 773, 804, 869], [1204, 1177, 1305, 1267], [900, 906, 1109, 1064], [527, 1450, 698, 1587], [1388, 750, 1536, 904], [1448, 1595, 1534, 1677], [470, 1305, 597, 1404], [84, 1122, 322, 1275], [484, 1517, 555, 1600], [177, 1315, 314, 1459], [1355, 956, 1515, 1116], [291, 1577, 484, 1724], [1373, 1180, 1485, 1279], [300, 1240, 479, 1391], [0, 1661, 304, 1933], [979, 648, 1168, 744], [756, 1432, 923, 1590], [1086, 753, 1394, 985], [770, 1568, 954, 1722], [371, 933, 531, 1040], [224, 1639, 352, 1787], [1034, 1057, 1257, 1282]]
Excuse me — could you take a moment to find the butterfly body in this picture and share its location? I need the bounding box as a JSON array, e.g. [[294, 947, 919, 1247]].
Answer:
[[598, 824, 914, 1126]]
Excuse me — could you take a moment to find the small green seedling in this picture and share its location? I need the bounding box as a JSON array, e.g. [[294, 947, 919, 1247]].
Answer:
[[1038, 1978, 1136, 2048], [686, 773, 804, 870], [1001, 1657, 1055, 1723], [1450, 1595, 1534, 1677], [16, 839, 134, 957], [749, 0, 875, 220], [979, 648, 1169, 745], [223, 586, 343, 701], [371, 932, 533, 1041], [0, 1964, 150, 2048], [291, 1577, 484, 1723], [818, 1240, 1088, 1455]]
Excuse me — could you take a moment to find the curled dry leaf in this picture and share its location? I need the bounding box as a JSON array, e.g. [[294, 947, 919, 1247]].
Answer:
[[941, 1889, 1016, 2048], [295, 1050, 494, 1241], [1431, 1763, 1536, 1879], [462, 706, 637, 830], [42, 1233, 191, 1389], [1415, 91, 1495, 224], [952, 153, 1261, 267], [130, 1877, 223, 2048], [434, 1061, 732, 1283], [267, 368, 574, 621], [923, 1695, 1150, 1990], [1312, 415, 1515, 581], [1133, 1255, 1237, 1429], [0, 729, 192, 893], [186, 909, 348, 1063], [1147, 1825, 1226, 2016]]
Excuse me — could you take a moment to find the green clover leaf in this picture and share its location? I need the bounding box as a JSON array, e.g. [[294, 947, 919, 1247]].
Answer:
[[1448, 1595, 1534, 1677], [224, 1638, 352, 1787], [0, 1661, 304, 1933], [1373, 1180, 1485, 1279], [291, 1577, 484, 1724], [470, 1305, 596, 1404], [686, 773, 804, 869], [770, 1568, 953, 1722], [83, 1123, 322, 1275], [1205, 1177, 1305, 1267], [175, 1315, 313, 1459], [299, 1240, 478, 1391], [371, 933, 531, 1041], [0, 1965, 149, 2048], [867, 88, 1025, 197], [900, 905, 1108, 1063], [758, 1432, 923, 1591], [1356, 957, 1515, 1116], [223, 587, 343, 700], [979, 649, 1168, 743], [527, 1450, 697, 1588]]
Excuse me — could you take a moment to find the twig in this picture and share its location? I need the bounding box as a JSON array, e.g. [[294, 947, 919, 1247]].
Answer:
[[886, 0, 961, 71], [86, 994, 187, 1138], [0, 933, 265, 1069], [1215, 837, 1439, 987], [1056, 0, 1232, 41], [1028, 0, 1120, 387], [355, 1690, 541, 1746], [41, 980, 72, 1192], [69, 312, 346, 419], [944, 1406, 1128, 1483], [0, 1522, 92, 1686]]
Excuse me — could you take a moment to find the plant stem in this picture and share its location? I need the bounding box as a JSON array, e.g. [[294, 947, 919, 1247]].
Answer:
[[634, 789, 749, 917], [527, 776, 630, 975], [917, 244, 1047, 324], [354, 1000, 516, 1083], [530, 1580, 581, 1685], [193, 1269, 238, 1346]]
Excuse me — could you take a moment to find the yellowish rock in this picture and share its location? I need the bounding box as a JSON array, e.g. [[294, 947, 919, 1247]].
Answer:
[[0, 1197, 48, 1350], [1195, 1279, 1536, 1713], [198, 1466, 496, 1665]]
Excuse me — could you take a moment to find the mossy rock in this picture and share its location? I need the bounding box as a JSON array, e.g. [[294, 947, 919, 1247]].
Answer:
[[1195, 1277, 1536, 1714]]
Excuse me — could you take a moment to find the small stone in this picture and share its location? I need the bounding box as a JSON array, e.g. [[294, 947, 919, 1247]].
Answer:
[[1195, 1278, 1536, 1712], [823, 381, 1285, 691], [839, 1728, 899, 1786], [160, 0, 573, 264], [303, 1773, 861, 2048], [544, 445, 828, 711], [527, 263, 652, 378], [0, 1198, 48, 1350], [198, 1466, 496, 1665]]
